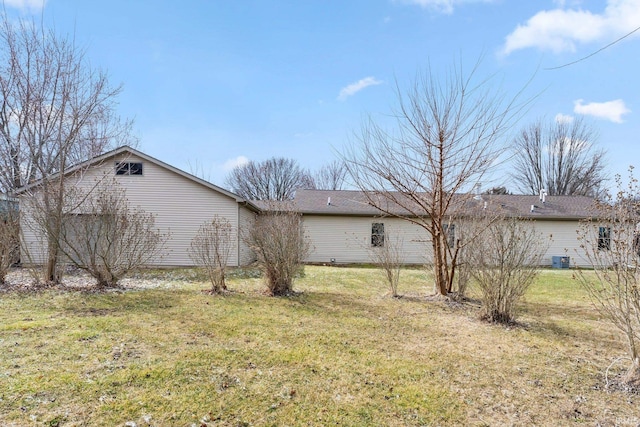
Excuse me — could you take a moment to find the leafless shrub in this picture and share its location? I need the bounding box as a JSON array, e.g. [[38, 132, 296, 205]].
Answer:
[[453, 252, 472, 301], [0, 210, 19, 284], [466, 217, 548, 324], [575, 169, 640, 387], [244, 204, 310, 296], [367, 232, 403, 297], [58, 181, 167, 288], [188, 216, 235, 293]]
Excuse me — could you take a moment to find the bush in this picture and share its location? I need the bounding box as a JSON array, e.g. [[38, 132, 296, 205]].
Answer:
[[467, 217, 548, 324], [58, 181, 167, 287], [368, 233, 402, 297], [576, 170, 640, 387], [244, 205, 310, 296], [189, 216, 234, 293]]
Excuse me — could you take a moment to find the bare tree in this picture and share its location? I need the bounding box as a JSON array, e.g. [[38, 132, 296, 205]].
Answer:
[[225, 158, 314, 201], [0, 205, 18, 284], [57, 180, 166, 288], [0, 16, 135, 282], [189, 215, 235, 293], [575, 170, 640, 388], [466, 216, 548, 324], [343, 61, 525, 297], [484, 186, 510, 195], [367, 231, 403, 297], [511, 117, 606, 196], [313, 160, 348, 190], [244, 204, 310, 296]]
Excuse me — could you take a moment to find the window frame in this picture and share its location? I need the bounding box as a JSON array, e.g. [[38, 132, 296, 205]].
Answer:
[[371, 222, 385, 247], [597, 226, 611, 251], [115, 162, 143, 176]]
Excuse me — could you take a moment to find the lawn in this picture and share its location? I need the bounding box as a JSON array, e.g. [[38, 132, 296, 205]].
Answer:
[[0, 266, 638, 426]]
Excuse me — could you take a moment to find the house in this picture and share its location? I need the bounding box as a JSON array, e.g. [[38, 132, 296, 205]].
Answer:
[[18, 146, 259, 267], [289, 189, 598, 267], [18, 146, 602, 270]]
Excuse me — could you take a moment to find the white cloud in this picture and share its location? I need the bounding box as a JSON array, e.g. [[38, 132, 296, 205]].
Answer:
[[338, 77, 383, 101], [222, 155, 249, 171], [501, 0, 640, 55], [573, 99, 630, 123], [4, 0, 46, 11], [554, 113, 574, 124], [396, 0, 494, 14]]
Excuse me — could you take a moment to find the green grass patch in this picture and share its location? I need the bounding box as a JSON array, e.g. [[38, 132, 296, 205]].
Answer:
[[0, 267, 637, 426]]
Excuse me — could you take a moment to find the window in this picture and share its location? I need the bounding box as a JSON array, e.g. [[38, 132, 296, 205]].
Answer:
[[444, 223, 455, 248], [598, 226, 611, 251], [115, 162, 143, 175], [371, 222, 384, 247]]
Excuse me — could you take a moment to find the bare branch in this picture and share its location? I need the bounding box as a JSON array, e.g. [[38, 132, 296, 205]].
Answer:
[[313, 160, 348, 190], [189, 215, 235, 293], [465, 216, 549, 324], [511, 117, 607, 197], [576, 168, 640, 387], [57, 180, 167, 288], [243, 203, 310, 296], [0, 204, 18, 284], [225, 158, 314, 201], [0, 15, 135, 282], [343, 59, 528, 296]]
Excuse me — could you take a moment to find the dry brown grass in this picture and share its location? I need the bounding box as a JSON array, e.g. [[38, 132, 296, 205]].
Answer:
[[0, 266, 638, 426]]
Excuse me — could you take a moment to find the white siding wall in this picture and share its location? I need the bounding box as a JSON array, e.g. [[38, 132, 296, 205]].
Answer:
[[535, 220, 592, 268], [19, 197, 46, 265], [303, 215, 429, 264], [303, 215, 592, 267], [238, 205, 256, 266], [21, 153, 244, 267]]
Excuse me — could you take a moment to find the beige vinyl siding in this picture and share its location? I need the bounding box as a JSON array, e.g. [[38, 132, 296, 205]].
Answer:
[[21, 152, 244, 267], [302, 214, 590, 267], [303, 215, 429, 264], [19, 197, 47, 265], [534, 220, 592, 268], [238, 205, 256, 266]]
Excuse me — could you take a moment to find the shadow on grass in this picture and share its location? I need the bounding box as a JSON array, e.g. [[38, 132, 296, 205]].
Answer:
[[61, 290, 182, 317], [521, 300, 615, 344], [288, 289, 462, 324]]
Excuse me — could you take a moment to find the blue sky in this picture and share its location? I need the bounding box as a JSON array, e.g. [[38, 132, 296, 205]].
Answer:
[[5, 0, 640, 190]]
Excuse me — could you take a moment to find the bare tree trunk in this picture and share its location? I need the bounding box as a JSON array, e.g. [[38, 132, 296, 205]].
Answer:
[[0, 16, 135, 284], [343, 59, 527, 298], [623, 322, 640, 385]]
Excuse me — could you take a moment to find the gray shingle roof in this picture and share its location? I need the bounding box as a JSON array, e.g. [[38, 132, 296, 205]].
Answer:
[[266, 189, 597, 220]]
